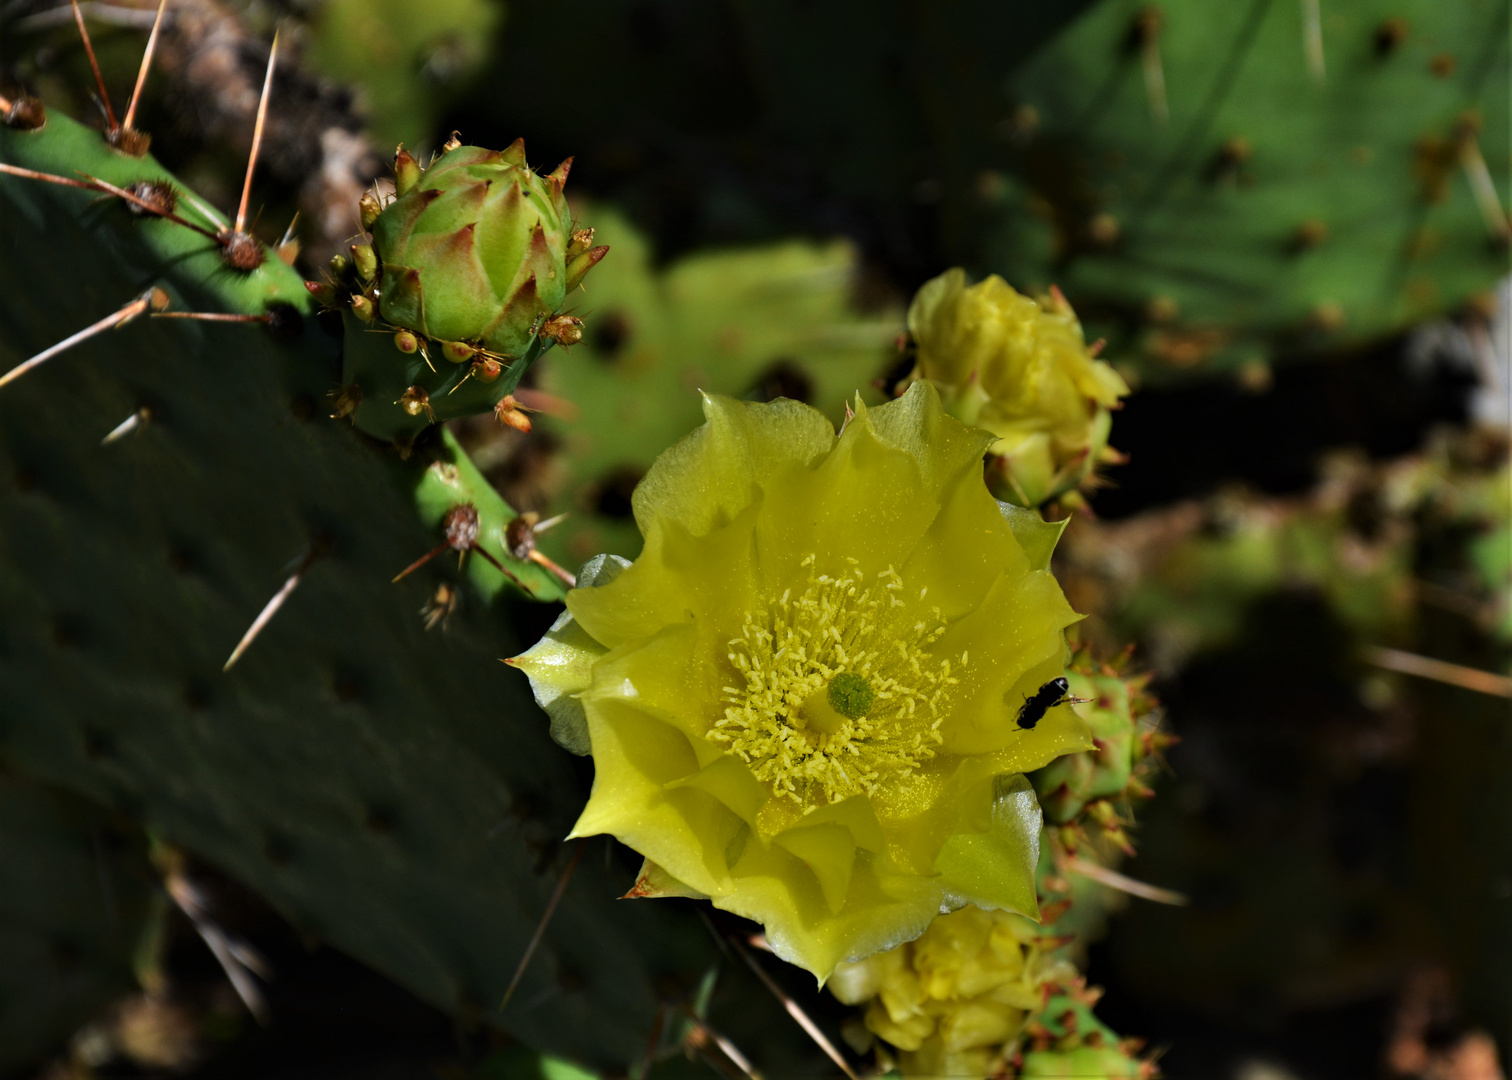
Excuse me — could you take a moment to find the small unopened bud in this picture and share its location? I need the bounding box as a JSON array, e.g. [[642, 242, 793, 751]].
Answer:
[[494, 395, 532, 432], [351, 294, 375, 322], [441, 340, 476, 364], [305, 280, 336, 307], [393, 329, 420, 354], [540, 314, 584, 347], [399, 385, 434, 420], [394, 147, 421, 196], [359, 192, 381, 231], [472, 358, 503, 382], [328, 253, 351, 280], [350, 243, 377, 284]]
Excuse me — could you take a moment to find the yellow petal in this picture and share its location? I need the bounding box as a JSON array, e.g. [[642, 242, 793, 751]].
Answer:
[[717, 847, 942, 983], [667, 754, 769, 832], [935, 570, 1084, 756], [774, 821, 857, 914], [864, 381, 995, 496], [932, 774, 1042, 918], [569, 697, 736, 897], [631, 392, 835, 538], [753, 413, 939, 588]]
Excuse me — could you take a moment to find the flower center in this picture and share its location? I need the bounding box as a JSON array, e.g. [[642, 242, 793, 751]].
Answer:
[[827, 672, 875, 720], [712, 557, 961, 805]]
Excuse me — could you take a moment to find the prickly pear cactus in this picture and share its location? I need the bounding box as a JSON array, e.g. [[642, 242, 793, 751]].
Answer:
[[0, 106, 762, 1071], [325, 138, 607, 443], [983, 0, 1510, 381]]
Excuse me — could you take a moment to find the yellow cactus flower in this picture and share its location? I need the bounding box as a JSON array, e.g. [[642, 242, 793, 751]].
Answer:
[[829, 905, 1072, 1078], [906, 269, 1129, 509], [511, 382, 1090, 980]]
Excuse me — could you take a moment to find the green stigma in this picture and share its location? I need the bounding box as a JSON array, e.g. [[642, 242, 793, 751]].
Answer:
[[827, 672, 875, 720]]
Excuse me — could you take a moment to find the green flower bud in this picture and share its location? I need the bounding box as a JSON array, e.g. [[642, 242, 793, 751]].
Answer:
[[370, 141, 599, 360]]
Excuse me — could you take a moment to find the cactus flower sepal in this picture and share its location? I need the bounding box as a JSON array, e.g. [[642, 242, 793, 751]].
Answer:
[[512, 382, 1091, 980]]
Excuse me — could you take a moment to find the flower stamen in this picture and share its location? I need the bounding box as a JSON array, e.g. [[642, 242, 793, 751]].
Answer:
[[712, 559, 958, 805]]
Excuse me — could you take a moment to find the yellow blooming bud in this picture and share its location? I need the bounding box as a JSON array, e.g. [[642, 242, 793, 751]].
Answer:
[[511, 382, 1091, 980], [906, 269, 1130, 508], [830, 905, 1070, 1078]]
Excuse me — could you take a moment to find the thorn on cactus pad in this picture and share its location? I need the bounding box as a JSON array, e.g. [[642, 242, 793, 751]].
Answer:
[[0, 287, 167, 390], [276, 213, 300, 265], [504, 512, 576, 588], [223, 536, 332, 671], [119, 0, 168, 147], [328, 383, 362, 419], [101, 405, 153, 445], [726, 933, 859, 1080], [679, 1005, 763, 1080], [219, 228, 266, 273], [234, 30, 278, 239], [397, 385, 435, 421], [79, 173, 222, 242], [69, 0, 118, 135], [0, 92, 46, 129], [124, 179, 178, 218], [391, 503, 533, 595], [499, 841, 584, 1012]]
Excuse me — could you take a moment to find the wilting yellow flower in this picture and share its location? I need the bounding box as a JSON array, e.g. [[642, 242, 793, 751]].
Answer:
[[511, 382, 1090, 979], [906, 269, 1129, 508], [829, 905, 1071, 1079]]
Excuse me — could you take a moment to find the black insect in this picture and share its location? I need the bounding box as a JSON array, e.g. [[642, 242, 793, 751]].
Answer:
[[1016, 677, 1071, 729]]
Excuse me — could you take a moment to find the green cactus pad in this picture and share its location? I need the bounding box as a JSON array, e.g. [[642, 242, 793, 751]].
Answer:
[[0, 110, 744, 1071], [0, 773, 151, 1074], [985, 0, 1510, 382]]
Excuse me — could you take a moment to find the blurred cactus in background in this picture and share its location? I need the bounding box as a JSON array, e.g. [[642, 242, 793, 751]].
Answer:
[[306, 0, 503, 151]]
